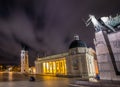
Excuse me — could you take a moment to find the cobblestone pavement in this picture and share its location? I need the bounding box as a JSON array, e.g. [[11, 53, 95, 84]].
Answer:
[[0, 73, 71, 87], [0, 79, 70, 87], [69, 79, 120, 87], [0, 73, 120, 87]]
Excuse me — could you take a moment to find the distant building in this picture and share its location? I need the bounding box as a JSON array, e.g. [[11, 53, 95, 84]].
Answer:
[[35, 35, 98, 78], [21, 48, 29, 73], [29, 66, 36, 74]]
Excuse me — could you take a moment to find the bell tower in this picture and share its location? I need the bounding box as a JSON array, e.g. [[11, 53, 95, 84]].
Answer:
[[21, 48, 29, 73]]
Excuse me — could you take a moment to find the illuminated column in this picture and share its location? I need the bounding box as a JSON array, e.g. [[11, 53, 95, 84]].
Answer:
[[21, 49, 29, 73], [61, 61, 63, 73], [49, 62, 52, 73], [55, 61, 58, 74], [53, 62, 56, 74], [35, 61, 39, 74], [43, 62, 47, 74], [64, 60, 67, 75], [62, 60, 64, 74], [43, 63, 46, 73], [51, 61, 54, 74], [59, 61, 61, 73]]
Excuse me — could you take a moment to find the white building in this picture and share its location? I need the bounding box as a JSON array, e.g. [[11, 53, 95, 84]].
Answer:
[[21, 49, 29, 73], [35, 35, 98, 78]]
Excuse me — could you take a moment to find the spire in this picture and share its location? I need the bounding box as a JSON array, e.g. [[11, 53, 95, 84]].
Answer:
[[74, 34, 79, 40]]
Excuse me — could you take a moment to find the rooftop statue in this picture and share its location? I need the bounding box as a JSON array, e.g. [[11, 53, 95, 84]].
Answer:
[[86, 14, 120, 32]]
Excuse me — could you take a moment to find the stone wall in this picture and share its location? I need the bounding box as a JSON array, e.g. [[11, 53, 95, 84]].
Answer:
[[94, 31, 120, 81]]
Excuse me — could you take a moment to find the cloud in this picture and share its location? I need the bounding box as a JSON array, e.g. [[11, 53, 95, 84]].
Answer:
[[0, 0, 120, 65]]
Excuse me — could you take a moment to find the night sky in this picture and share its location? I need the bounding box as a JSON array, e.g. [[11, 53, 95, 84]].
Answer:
[[0, 0, 120, 65]]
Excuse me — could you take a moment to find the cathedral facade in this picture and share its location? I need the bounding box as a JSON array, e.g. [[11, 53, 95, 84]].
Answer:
[[35, 35, 98, 78]]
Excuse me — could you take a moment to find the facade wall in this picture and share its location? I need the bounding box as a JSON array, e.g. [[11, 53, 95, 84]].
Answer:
[[67, 54, 88, 77], [35, 57, 67, 75], [35, 48, 97, 78]]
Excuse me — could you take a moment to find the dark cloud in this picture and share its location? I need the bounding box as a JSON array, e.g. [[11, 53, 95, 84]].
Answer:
[[0, 0, 120, 65]]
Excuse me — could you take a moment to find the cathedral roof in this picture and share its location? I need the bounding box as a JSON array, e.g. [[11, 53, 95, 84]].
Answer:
[[69, 35, 87, 49], [69, 40, 87, 49]]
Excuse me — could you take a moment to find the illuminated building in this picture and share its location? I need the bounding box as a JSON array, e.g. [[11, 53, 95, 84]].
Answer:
[[35, 35, 98, 78], [21, 48, 29, 73], [29, 66, 36, 74]]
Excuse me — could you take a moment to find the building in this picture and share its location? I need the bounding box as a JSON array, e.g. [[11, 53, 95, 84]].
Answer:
[[21, 48, 29, 73], [35, 35, 98, 78], [29, 66, 36, 74]]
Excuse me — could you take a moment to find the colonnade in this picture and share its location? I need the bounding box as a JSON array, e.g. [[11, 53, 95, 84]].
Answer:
[[42, 59, 67, 75]]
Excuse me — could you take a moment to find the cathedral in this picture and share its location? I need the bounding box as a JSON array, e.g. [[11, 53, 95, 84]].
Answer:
[[35, 35, 98, 78]]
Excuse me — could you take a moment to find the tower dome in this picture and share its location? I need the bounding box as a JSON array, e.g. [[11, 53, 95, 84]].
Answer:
[[69, 35, 87, 49]]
